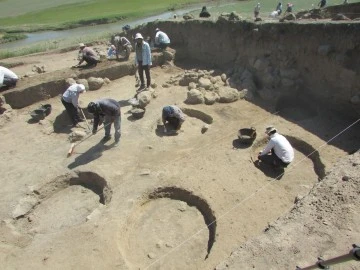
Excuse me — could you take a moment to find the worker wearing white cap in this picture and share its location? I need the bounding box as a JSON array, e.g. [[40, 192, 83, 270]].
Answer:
[[134, 33, 152, 92], [258, 126, 294, 168], [154, 28, 170, 49], [74, 43, 99, 68], [0, 66, 18, 90], [61, 83, 86, 126]]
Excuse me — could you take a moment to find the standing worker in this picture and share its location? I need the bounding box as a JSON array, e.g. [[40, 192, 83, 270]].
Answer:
[[154, 28, 171, 50], [318, 0, 326, 8], [257, 126, 294, 169], [134, 33, 152, 92], [61, 83, 86, 127], [0, 66, 19, 90], [254, 3, 261, 19], [276, 2, 283, 15], [199, 6, 211, 18], [162, 105, 186, 133], [87, 98, 121, 145], [285, 3, 294, 13]]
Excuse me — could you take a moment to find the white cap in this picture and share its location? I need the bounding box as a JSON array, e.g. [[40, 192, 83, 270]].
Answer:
[[78, 84, 86, 92], [155, 28, 160, 32], [135, 33, 143, 40], [79, 43, 85, 48]]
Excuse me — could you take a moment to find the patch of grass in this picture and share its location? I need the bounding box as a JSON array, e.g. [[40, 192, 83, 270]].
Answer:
[[0, 32, 27, 44], [0, 41, 59, 60], [0, 31, 112, 60]]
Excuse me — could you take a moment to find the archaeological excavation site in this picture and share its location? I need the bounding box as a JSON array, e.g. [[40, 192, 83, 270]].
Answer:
[[0, 5, 359, 270]]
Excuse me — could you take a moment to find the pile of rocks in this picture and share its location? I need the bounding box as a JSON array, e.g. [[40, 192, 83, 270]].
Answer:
[[65, 76, 111, 91], [163, 69, 250, 105], [218, 12, 242, 22]]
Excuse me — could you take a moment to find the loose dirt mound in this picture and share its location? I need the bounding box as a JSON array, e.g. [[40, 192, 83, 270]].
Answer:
[[216, 151, 360, 270]]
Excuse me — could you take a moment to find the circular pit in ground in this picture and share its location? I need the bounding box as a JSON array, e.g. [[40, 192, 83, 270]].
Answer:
[[120, 186, 216, 269], [16, 171, 112, 234]]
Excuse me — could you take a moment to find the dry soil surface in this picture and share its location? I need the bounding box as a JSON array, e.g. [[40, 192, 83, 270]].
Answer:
[[0, 47, 359, 270]]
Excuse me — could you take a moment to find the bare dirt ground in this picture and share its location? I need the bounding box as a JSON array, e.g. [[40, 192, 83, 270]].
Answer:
[[0, 46, 359, 269]]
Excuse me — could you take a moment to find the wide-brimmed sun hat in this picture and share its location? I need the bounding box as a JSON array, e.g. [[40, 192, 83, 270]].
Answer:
[[135, 33, 143, 40], [265, 126, 277, 134]]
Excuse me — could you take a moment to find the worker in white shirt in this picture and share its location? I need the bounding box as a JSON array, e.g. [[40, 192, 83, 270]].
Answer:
[[61, 83, 86, 126], [154, 28, 170, 49], [258, 126, 294, 168], [254, 3, 261, 18], [0, 66, 19, 90]]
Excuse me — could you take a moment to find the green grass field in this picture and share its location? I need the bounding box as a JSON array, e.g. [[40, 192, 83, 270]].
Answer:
[[0, 0, 204, 30]]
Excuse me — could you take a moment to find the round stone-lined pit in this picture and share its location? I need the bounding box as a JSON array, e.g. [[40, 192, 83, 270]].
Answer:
[[120, 186, 216, 269], [14, 171, 112, 234]]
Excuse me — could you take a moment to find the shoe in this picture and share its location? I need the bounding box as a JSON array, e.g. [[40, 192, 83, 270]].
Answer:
[[102, 135, 111, 142], [137, 85, 145, 92]]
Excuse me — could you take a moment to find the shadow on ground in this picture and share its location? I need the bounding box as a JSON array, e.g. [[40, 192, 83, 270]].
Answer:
[[254, 160, 285, 180], [155, 124, 178, 137], [53, 110, 73, 134], [68, 141, 114, 169], [232, 139, 253, 149]]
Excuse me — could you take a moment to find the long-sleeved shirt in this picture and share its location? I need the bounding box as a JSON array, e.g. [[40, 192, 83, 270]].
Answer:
[[0, 66, 18, 85], [260, 133, 294, 163], [62, 83, 84, 107], [114, 36, 131, 47], [92, 98, 120, 131], [80, 47, 99, 61], [135, 41, 152, 66], [155, 31, 170, 45]]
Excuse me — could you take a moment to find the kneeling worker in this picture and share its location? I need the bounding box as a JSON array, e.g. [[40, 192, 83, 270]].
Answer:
[[75, 43, 99, 67], [87, 99, 121, 145], [258, 126, 294, 168], [162, 105, 186, 133], [154, 28, 170, 49]]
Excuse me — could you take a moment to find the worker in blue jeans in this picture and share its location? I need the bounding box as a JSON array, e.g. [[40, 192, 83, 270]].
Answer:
[[87, 98, 121, 145]]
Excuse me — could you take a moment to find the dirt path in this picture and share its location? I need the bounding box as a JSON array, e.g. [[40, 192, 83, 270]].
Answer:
[[0, 48, 357, 269]]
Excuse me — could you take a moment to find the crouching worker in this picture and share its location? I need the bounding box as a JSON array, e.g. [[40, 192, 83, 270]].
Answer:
[[87, 99, 121, 145], [162, 105, 186, 133], [61, 83, 86, 126], [113, 35, 132, 60], [258, 126, 294, 168], [75, 43, 99, 68]]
